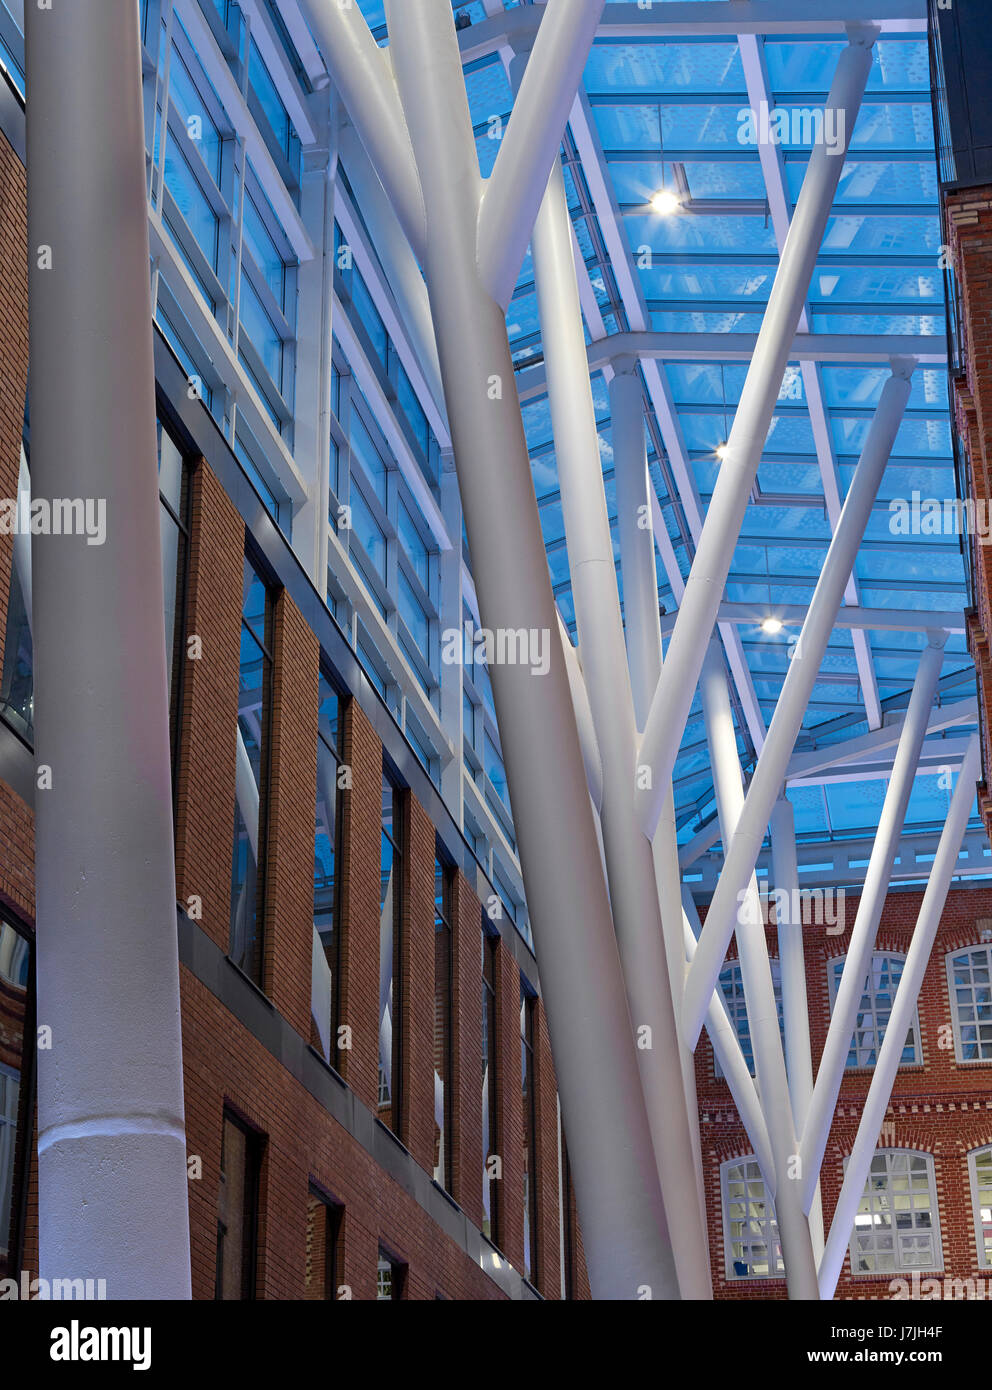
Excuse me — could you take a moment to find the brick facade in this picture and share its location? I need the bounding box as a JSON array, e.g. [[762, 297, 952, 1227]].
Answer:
[[697, 885, 992, 1299], [947, 189, 992, 836]]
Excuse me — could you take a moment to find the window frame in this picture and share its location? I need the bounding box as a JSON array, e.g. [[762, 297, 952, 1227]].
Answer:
[[481, 919, 501, 1248], [378, 761, 404, 1136], [433, 848, 455, 1193], [945, 943, 992, 1065], [720, 1154, 783, 1281], [314, 668, 346, 1065], [0, 911, 34, 1283], [827, 950, 922, 1070], [714, 956, 784, 1080], [520, 979, 539, 1286], [844, 1148, 943, 1278], [229, 548, 275, 988], [968, 1145, 992, 1270], [214, 1107, 265, 1301]]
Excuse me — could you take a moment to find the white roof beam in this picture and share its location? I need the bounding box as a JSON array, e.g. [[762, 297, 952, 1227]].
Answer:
[[739, 31, 881, 731]]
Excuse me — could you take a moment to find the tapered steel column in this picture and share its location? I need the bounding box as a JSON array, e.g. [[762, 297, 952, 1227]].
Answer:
[[700, 645, 818, 1299], [770, 796, 825, 1260], [636, 31, 875, 838], [26, 2, 191, 1297], [683, 367, 914, 1049], [376, 0, 675, 1298], [800, 629, 947, 1211], [610, 358, 710, 1292], [818, 736, 980, 1298], [682, 901, 776, 1191], [531, 163, 707, 1297]]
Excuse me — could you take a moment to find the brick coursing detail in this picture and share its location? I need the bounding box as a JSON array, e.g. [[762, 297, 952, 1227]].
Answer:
[[263, 593, 319, 1037], [173, 460, 243, 953]]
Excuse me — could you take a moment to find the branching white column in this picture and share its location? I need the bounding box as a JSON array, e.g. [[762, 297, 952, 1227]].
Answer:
[[817, 736, 980, 1298], [770, 796, 824, 1260], [636, 30, 876, 837], [25, 1, 191, 1297], [532, 154, 707, 1298], [337, 0, 677, 1298], [683, 367, 914, 1049], [800, 629, 947, 1211], [682, 906, 776, 1194], [610, 358, 710, 1292], [700, 644, 818, 1298]]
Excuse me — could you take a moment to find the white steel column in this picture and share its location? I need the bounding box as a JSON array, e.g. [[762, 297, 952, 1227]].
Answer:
[[770, 796, 825, 1260], [700, 644, 818, 1298], [295, 82, 338, 586], [609, 357, 710, 1291], [532, 150, 707, 1297], [682, 902, 776, 1192], [25, 1, 191, 1297], [682, 367, 914, 1048], [636, 30, 876, 837], [800, 629, 947, 1212], [817, 735, 980, 1299], [357, 0, 676, 1298]]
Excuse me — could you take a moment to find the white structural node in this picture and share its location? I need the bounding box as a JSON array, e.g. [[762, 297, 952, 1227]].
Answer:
[[25, 2, 192, 1298]]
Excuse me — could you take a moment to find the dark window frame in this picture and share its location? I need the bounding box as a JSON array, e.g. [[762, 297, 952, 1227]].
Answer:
[[229, 544, 275, 987], [481, 918, 500, 1248], [376, 1243, 407, 1301], [306, 1181, 343, 1301], [433, 846, 455, 1192], [214, 1106, 264, 1301], [0, 908, 34, 1282], [521, 980, 539, 1285], [315, 668, 347, 1059], [379, 760, 404, 1135]]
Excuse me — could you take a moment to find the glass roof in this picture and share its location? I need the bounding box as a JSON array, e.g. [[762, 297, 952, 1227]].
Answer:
[[355, 3, 978, 860]]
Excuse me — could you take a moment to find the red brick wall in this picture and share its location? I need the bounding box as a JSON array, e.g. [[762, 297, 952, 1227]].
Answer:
[[494, 934, 525, 1273], [451, 871, 484, 1226], [173, 460, 243, 952], [179, 965, 505, 1300], [263, 593, 319, 1037], [697, 884, 992, 1298], [947, 188, 992, 834], [397, 792, 436, 1168]]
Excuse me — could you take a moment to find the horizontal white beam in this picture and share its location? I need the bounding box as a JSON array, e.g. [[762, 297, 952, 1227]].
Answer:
[[786, 697, 978, 780], [517, 332, 947, 399], [458, 1, 925, 63], [661, 602, 967, 638]]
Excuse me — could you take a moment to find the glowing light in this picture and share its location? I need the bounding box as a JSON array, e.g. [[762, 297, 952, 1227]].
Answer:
[[650, 189, 681, 216], [761, 617, 784, 635], [716, 443, 730, 460]]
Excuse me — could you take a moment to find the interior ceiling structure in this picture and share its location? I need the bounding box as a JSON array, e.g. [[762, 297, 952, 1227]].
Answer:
[[346, 0, 980, 881]]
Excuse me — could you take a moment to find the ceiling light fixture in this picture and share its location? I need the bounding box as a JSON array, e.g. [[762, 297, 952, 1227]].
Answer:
[[761, 617, 784, 635], [650, 188, 681, 216]]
